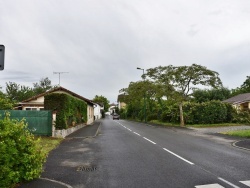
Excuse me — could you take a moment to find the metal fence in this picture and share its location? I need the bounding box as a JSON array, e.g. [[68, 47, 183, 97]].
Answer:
[[0, 110, 52, 136]]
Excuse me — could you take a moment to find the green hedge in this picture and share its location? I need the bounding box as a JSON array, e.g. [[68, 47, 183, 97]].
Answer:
[[160, 101, 234, 124], [0, 113, 46, 187], [44, 93, 87, 129]]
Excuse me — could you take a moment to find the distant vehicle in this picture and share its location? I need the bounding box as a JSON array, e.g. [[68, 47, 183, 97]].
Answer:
[[113, 113, 120, 120]]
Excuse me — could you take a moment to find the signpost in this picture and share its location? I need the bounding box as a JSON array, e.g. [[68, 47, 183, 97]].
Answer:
[[0, 45, 5, 70]]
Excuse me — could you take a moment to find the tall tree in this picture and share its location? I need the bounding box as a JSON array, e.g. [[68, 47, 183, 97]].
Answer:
[[145, 64, 222, 126], [92, 95, 110, 112], [5, 82, 34, 102], [33, 77, 53, 95], [231, 76, 250, 97]]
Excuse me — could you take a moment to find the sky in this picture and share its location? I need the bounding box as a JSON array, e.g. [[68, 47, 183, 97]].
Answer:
[[0, 0, 250, 103]]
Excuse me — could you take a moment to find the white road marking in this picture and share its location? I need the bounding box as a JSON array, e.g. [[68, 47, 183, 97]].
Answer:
[[133, 132, 141, 136], [127, 128, 132, 131], [143, 137, 156, 144], [240, 180, 250, 186], [195, 184, 224, 188], [218, 177, 240, 188], [163, 148, 194, 165]]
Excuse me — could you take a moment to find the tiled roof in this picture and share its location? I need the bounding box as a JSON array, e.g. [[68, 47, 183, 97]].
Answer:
[[223, 93, 250, 104], [21, 86, 94, 105]]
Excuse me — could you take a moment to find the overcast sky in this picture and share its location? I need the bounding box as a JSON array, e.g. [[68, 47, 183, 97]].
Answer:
[[0, 0, 250, 103]]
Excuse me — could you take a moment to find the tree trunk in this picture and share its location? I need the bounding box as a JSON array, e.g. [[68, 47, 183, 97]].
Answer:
[[179, 102, 185, 126]]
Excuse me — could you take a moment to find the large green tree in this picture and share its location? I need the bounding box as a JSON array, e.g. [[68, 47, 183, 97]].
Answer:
[[145, 64, 222, 126], [33, 77, 53, 95], [231, 76, 250, 97], [5, 82, 34, 102], [92, 95, 110, 112]]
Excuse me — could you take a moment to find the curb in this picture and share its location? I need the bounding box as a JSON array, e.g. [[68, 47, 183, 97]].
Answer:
[[39, 178, 73, 188], [94, 122, 101, 137], [232, 140, 250, 151]]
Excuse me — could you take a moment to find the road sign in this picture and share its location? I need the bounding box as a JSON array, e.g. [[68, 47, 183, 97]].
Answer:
[[0, 45, 5, 70]]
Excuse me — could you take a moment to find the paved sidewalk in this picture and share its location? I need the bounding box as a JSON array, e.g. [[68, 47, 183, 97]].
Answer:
[[19, 120, 101, 188]]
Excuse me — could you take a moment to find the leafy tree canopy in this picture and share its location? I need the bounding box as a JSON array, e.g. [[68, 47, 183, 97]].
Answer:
[[92, 95, 110, 112], [144, 64, 222, 126]]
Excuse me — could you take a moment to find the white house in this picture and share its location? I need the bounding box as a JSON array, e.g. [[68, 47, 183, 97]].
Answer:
[[17, 86, 95, 125], [94, 103, 104, 120]]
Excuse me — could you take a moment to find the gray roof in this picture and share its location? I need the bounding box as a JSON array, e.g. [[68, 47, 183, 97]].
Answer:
[[223, 93, 250, 104]]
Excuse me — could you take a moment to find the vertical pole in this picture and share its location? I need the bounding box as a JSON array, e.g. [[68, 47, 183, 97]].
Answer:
[[143, 69, 146, 123]]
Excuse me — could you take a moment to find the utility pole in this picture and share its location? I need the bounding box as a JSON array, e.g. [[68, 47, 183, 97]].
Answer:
[[137, 67, 146, 123], [53, 72, 69, 86]]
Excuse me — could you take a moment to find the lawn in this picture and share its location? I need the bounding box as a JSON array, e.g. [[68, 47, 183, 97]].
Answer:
[[224, 130, 250, 138], [37, 136, 63, 155]]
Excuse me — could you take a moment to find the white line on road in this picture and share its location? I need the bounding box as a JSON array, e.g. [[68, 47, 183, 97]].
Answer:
[[143, 137, 156, 144], [240, 180, 250, 186], [218, 177, 240, 188], [127, 128, 132, 131], [195, 183, 224, 188], [163, 148, 194, 165], [133, 132, 141, 136]]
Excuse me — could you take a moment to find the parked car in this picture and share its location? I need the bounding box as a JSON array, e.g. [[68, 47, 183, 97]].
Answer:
[[113, 113, 120, 120]]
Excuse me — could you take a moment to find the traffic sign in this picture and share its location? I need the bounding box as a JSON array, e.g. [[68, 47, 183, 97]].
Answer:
[[0, 45, 5, 70]]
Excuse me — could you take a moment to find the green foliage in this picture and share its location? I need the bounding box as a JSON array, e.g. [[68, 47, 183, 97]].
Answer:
[[44, 93, 87, 129], [184, 101, 228, 124], [192, 88, 231, 103], [92, 95, 110, 112], [231, 76, 250, 97], [232, 110, 250, 124], [0, 96, 13, 109], [0, 113, 46, 187], [6, 82, 34, 102], [33, 77, 54, 95]]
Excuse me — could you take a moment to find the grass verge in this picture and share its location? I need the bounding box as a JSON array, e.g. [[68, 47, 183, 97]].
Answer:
[[149, 120, 244, 128], [37, 136, 63, 155], [223, 130, 250, 138]]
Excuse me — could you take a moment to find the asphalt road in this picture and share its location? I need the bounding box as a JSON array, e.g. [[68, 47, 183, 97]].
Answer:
[[22, 116, 250, 188]]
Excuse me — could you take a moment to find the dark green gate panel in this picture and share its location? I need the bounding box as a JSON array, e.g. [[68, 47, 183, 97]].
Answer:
[[0, 110, 52, 136]]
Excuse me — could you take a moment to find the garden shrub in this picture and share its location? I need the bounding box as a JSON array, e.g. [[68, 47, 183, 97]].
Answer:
[[232, 110, 250, 124], [183, 101, 228, 124], [0, 113, 46, 188]]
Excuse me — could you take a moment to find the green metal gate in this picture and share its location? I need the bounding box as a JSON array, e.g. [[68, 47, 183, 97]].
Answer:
[[0, 110, 52, 136]]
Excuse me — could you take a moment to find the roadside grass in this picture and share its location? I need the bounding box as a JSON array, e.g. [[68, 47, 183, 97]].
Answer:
[[187, 123, 243, 128], [223, 130, 250, 138], [36, 136, 63, 155], [149, 120, 244, 128]]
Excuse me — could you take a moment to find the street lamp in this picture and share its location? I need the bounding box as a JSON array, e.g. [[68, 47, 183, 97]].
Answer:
[[137, 67, 146, 123]]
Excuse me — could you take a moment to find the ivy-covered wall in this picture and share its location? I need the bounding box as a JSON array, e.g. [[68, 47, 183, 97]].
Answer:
[[44, 93, 87, 129]]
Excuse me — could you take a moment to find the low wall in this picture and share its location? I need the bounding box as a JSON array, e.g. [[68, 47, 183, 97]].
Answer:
[[53, 124, 87, 138]]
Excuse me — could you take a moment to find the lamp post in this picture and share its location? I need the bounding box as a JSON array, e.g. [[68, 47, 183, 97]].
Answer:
[[137, 67, 146, 123]]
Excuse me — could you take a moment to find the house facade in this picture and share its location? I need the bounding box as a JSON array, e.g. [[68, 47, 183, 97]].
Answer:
[[94, 103, 104, 120], [223, 93, 250, 111], [17, 87, 95, 125], [117, 94, 127, 110]]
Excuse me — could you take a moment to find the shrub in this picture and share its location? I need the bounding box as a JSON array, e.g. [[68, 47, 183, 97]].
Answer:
[[0, 113, 46, 188]]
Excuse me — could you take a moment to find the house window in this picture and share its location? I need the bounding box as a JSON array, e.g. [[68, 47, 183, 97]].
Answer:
[[25, 107, 38, 111]]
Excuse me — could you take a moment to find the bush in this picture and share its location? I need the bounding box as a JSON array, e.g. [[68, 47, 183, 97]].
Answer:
[[183, 101, 228, 124], [0, 113, 46, 188], [232, 110, 250, 124]]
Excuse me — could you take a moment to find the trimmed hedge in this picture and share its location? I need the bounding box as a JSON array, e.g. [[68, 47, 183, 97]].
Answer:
[[0, 113, 46, 187], [160, 101, 235, 124], [44, 93, 87, 129]]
